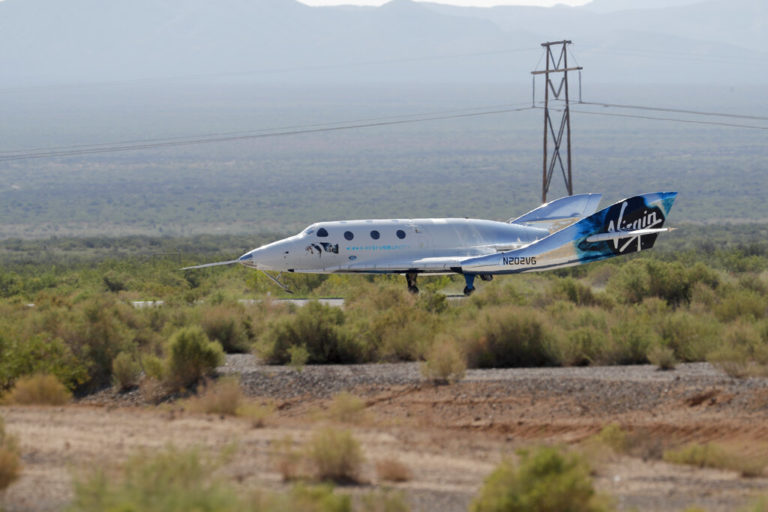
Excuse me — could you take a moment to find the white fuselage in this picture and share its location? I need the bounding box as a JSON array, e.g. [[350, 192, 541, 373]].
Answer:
[[238, 218, 550, 274]]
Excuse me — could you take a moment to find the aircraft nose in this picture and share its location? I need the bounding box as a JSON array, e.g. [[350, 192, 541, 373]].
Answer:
[[237, 243, 287, 271]]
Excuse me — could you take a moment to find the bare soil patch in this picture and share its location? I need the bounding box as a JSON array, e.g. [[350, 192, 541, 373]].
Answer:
[[2, 360, 768, 511]]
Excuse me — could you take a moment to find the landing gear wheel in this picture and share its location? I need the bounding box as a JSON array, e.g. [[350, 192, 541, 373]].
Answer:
[[463, 274, 476, 297], [405, 272, 419, 295]]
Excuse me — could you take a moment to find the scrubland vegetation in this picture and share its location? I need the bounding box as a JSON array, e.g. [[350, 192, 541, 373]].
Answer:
[[0, 228, 767, 401]]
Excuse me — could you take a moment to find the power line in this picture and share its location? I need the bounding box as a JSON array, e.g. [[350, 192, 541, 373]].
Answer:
[[0, 105, 536, 162], [0, 103, 531, 156], [574, 100, 768, 122], [548, 107, 768, 131]]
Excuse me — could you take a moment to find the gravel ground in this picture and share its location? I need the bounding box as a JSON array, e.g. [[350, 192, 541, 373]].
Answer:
[[68, 357, 768, 512]]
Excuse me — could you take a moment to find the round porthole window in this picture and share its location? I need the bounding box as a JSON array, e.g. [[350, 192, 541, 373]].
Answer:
[[344, 231, 354, 241], [396, 229, 406, 239], [370, 230, 380, 240], [317, 228, 328, 237]]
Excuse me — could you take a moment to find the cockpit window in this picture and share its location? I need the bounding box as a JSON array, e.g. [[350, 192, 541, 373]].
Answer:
[[317, 228, 328, 237], [304, 229, 315, 235]]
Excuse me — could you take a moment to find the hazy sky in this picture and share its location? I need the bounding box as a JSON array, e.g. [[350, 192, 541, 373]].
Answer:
[[299, 0, 592, 6]]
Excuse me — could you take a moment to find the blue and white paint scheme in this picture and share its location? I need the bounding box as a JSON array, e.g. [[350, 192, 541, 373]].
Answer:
[[184, 192, 677, 295]]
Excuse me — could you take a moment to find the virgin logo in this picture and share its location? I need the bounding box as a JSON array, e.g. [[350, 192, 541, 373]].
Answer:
[[606, 201, 661, 252]]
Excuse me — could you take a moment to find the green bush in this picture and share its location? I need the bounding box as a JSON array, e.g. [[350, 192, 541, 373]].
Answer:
[[166, 326, 224, 388], [69, 446, 239, 512], [657, 311, 721, 362], [200, 305, 251, 353], [259, 301, 363, 364], [0, 334, 89, 391], [112, 351, 142, 391], [465, 306, 557, 368], [714, 288, 767, 322], [471, 445, 611, 512]]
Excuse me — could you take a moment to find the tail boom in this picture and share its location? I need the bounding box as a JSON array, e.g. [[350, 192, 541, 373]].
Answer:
[[461, 192, 677, 275]]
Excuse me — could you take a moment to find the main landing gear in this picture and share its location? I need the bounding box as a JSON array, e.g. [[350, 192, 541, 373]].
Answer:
[[463, 273, 493, 296], [406, 272, 419, 294]]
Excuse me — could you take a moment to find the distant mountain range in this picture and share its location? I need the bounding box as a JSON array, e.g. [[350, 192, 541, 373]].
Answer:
[[0, 0, 765, 86]]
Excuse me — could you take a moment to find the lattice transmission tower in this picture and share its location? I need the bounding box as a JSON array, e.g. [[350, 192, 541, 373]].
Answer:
[[531, 40, 582, 203]]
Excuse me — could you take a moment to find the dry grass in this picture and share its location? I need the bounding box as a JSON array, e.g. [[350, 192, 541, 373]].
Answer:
[[420, 335, 466, 384], [647, 345, 677, 371], [0, 415, 21, 491], [236, 402, 275, 429], [307, 428, 364, 484], [375, 457, 411, 483], [2, 374, 71, 406], [185, 377, 242, 416], [273, 436, 305, 482], [326, 392, 367, 424], [139, 377, 167, 405], [663, 442, 768, 477]]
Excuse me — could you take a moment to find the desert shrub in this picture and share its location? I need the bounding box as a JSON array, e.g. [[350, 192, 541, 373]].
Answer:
[[714, 288, 767, 322], [609, 259, 709, 307], [326, 392, 367, 424], [647, 345, 677, 370], [464, 306, 557, 368], [420, 335, 466, 384], [0, 334, 89, 391], [237, 402, 274, 428], [553, 278, 598, 306], [471, 445, 610, 512], [185, 377, 242, 416], [69, 446, 239, 512], [0, 415, 21, 492], [112, 351, 142, 391], [165, 326, 224, 388], [259, 301, 364, 364], [375, 458, 411, 483], [274, 436, 305, 482], [599, 312, 659, 365], [708, 322, 768, 378], [554, 325, 609, 367], [142, 353, 166, 380], [307, 428, 364, 484], [657, 311, 721, 362], [200, 305, 251, 353], [663, 442, 767, 477], [594, 423, 629, 454], [2, 373, 71, 405], [61, 296, 135, 390], [288, 345, 310, 371]]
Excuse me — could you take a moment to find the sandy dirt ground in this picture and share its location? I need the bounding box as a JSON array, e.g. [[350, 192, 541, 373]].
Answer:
[[2, 361, 768, 511]]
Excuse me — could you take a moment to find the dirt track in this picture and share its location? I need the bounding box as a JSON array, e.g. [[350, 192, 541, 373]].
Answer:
[[2, 360, 768, 511]]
